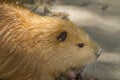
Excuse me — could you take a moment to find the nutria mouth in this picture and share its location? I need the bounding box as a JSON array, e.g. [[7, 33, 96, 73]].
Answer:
[[56, 66, 85, 80]]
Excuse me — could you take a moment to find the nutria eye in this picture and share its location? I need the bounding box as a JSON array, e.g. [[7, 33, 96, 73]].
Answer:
[[78, 43, 84, 48], [57, 31, 67, 41]]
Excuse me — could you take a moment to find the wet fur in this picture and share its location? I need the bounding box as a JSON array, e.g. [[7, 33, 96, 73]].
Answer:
[[0, 2, 100, 80]]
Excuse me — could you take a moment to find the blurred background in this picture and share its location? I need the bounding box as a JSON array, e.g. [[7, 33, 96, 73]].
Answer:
[[19, 0, 120, 80]]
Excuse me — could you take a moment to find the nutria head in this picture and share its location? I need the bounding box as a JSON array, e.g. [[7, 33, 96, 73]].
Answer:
[[0, 3, 102, 80], [37, 18, 102, 80]]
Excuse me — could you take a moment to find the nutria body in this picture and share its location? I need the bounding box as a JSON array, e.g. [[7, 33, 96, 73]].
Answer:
[[0, 2, 101, 80]]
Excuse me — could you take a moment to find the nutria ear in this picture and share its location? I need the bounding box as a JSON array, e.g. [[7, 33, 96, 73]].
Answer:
[[57, 31, 67, 41]]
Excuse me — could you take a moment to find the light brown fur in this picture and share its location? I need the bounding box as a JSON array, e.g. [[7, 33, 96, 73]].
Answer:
[[0, 2, 100, 80]]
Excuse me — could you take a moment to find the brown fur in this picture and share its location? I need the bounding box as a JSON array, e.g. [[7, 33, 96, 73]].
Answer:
[[0, 0, 18, 3], [0, 2, 100, 80]]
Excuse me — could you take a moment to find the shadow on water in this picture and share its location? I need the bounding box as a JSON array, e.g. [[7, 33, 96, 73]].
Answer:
[[82, 27, 120, 53]]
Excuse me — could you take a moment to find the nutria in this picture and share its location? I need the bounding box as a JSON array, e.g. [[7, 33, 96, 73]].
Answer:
[[0, 1, 101, 80]]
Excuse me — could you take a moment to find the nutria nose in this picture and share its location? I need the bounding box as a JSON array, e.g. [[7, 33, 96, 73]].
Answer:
[[95, 49, 102, 58]]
